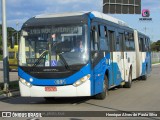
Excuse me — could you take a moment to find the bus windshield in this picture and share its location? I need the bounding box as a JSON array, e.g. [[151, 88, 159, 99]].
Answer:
[[19, 25, 89, 67]]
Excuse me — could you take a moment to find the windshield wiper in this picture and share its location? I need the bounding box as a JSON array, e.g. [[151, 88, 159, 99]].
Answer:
[[58, 53, 70, 70], [32, 50, 48, 67]]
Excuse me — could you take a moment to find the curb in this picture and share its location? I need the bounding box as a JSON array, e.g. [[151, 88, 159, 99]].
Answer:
[[0, 95, 6, 99], [0, 91, 20, 100], [152, 63, 160, 66]]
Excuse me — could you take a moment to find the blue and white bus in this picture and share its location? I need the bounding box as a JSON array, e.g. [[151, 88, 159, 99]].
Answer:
[[18, 11, 151, 100]]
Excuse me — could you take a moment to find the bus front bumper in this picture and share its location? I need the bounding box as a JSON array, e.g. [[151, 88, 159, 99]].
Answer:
[[19, 80, 91, 97]]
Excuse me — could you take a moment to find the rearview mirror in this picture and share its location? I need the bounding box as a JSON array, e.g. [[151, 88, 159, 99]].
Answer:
[[11, 36, 15, 49]]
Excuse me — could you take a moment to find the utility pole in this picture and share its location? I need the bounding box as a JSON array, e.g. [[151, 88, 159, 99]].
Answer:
[[144, 27, 147, 34], [1, 0, 9, 92]]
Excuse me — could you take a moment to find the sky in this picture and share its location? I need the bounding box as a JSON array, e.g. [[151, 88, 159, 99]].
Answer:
[[0, 0, 160, 41]]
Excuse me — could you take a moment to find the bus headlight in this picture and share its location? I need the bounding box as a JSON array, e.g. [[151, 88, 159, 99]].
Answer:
[[20, 78, 32, 88], [73, 74, 90, 87]]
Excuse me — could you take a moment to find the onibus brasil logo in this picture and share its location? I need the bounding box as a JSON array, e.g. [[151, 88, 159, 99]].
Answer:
[[139, 9, 152, 21]]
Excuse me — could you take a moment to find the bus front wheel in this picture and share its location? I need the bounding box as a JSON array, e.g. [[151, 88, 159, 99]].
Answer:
[[95, 75, 108, 100]]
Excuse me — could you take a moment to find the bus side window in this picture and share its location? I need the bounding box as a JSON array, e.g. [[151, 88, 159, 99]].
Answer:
[[99, 25, 108, 51], [91, 25, 99, 51], [148, 38, 151, 51], [116, 33, 123, 51], [139, 37, 143, 52], [125, 32, 130, 51], [125, 32, 135, 51], [108, 30, 115, 51], [146, 38, 150, 51], [104, 26, 109, 51], [144, 38, 147, 51], [129, 33, 135, 51]]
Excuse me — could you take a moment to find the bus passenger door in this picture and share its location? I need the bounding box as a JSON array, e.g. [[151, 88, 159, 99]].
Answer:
[[138, 36, 144, 75], [108, 27, 116, 87], [91, 24, 104, 95], [116, 30, 125, 82]]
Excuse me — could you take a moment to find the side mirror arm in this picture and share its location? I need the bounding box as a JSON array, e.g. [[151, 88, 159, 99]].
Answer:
[[11, 35, 15, 49]]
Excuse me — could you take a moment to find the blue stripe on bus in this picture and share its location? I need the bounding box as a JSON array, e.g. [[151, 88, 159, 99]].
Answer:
[[90, 53, 123, 95], [18, 52, 125, 96], [141, 52, 151, 76], [92, 62, 123, 95]]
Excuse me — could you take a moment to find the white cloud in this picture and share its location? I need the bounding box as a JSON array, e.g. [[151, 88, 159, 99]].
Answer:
[[0, 0, 159, 41], [0, 0, 102, 29]]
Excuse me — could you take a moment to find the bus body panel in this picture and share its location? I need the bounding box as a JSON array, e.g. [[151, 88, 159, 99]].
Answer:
[[19, 80, 91, 97], [18, 11, 152, 98], [141, 52, 151, 76], [123, 52, 136, 81], [18, 64, 91, 86], [134, 30, 151, 78], [134, 30, 141, 78], [92, 52, 110, 95], [19, 64, 92, 97], [112, 52, 124, 85]]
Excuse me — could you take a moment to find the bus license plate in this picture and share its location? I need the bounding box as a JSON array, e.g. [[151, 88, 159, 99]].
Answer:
[[45, 87, 57, 91]]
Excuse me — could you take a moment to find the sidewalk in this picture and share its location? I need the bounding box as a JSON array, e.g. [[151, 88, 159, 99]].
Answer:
[[0, 91, 20, 100]]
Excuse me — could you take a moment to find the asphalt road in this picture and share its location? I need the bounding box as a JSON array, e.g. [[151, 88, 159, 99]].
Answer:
[[0, 65, 160, 120]]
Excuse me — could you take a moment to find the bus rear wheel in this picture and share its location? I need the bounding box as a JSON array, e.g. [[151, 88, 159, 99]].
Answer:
[[141, 67, 147, 80], [124, 69, 132, 88], [95, 75, 108, 100]]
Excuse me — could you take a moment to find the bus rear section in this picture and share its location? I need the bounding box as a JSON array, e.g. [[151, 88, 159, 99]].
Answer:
[[8, 45, 18, 71], [134, 30, 151, 80]]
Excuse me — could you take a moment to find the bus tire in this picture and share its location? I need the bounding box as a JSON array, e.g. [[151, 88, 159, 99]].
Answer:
[[95, 75, 108, 100], [124, 69, 132, 88], [141, 74, 147, 80], [141, 67, 147, 80]]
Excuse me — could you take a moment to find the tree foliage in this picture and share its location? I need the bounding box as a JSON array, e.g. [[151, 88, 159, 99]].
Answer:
[[0, 24, 20, 55], [151, 40, 160, 51]]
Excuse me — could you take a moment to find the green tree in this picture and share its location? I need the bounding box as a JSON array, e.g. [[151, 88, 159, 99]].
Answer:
[[0, 24, 20, 55], [151, 40, 160, 51]]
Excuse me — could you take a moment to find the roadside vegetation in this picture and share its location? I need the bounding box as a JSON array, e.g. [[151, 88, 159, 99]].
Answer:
[[0, 24, 20, 61], [151, 40, 160, 51], [152, 62, 160, 64]]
